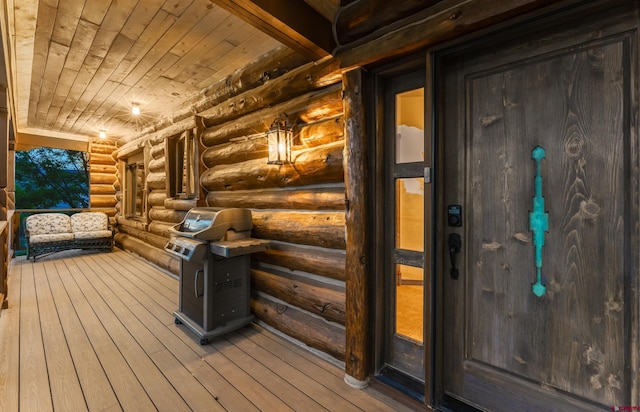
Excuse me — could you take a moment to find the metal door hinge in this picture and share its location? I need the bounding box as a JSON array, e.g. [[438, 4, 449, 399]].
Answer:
[[424, 167, 431, 183]]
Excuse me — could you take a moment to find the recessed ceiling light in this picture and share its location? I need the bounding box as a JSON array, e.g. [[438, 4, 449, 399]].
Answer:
[[131, 103, 141, 115], [99, 129, 107, 139]]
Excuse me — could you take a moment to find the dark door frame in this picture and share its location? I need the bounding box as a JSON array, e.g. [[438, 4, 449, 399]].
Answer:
[[367, 56, 437, 406]]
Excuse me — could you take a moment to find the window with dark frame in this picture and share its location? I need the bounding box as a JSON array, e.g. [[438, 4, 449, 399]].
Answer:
[[124, 152, 146, 219], [166, 130, 197, 199]]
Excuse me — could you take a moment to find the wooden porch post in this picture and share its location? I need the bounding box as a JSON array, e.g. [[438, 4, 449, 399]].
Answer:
[[342, 67, 370, 387]]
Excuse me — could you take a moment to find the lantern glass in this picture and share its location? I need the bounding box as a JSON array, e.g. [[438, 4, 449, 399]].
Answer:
[[267, 117, 292, 164]]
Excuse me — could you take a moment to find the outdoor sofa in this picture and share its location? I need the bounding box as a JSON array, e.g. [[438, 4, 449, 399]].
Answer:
[[25, 212, 114, 261]]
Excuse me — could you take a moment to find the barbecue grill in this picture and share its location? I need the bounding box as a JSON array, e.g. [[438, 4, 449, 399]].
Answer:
[[165, 207, 269, 344]]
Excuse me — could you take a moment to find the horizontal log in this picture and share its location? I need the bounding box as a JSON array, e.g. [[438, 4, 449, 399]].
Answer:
[[143, 46, 308, 135], [90, 185, 115, 195], [144, 117, 195, 147], [90, 164, 117, 174], [251, 294, 345, 361], [201, 141, 344, 192], [150, 143, 165, 160], [90, 153, 116, 164], [338, 0, 564, 70], [90, 142, 117, 155], [116, 137, 146, 160], [149, 221, 173, 237], [90, 195, 116, 208], [254, 241, 346, 281], [202, 138, 267, 168], [149, 207, 187, 224], [335, 0, 439, 45], [148, 156, 166, 173], [199, 58, 341, 128], [117, 224, 169, 250], [90, 173, 117, 185], [146, 172, 166, 190], [115, 216, 147, 231], [206, 185, 345, 211], [148, 191, 167, 207], [201, 83, 343, 147], [251, 268, 345, 325], [197, 46, 308, 104], [300, 116, 344, 148], [89, 208, 116, 218], [164, 197, 197, 211], [203, 120, 344, 167], [252, 210, 345, 250], [114, 233, 178, 275]]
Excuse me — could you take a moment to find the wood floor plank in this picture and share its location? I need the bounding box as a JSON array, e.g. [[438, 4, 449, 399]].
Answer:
[[195, 335, 295, 411], [225, 330, 362, 411], [149, 349, 226, 412], [110, 251, 177, 292], [19, 260, 54, 412], [37, 260, 87, 411], [98, 251, 178, 309], [57, 257, 157, 411], [90, 251, 258, 411], [75, 254, 166, 354], [69, 255, 192, 412], [90, 254, 176, 325], [0, 259, 22, 412], [241, 325, 402, 412], [48, 259, 121, 411], [96, 252, 177, 304], [210, 336, 325, 411], [79, 257, 224, 411], [131, 304, 260, 412], [2, 251, 407, 412]]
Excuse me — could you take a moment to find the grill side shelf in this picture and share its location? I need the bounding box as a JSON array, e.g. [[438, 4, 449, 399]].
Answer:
[[209, 238, 270, 258]]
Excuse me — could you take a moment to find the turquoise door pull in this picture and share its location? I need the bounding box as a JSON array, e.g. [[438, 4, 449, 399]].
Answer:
[[529, 146, 548, 297]]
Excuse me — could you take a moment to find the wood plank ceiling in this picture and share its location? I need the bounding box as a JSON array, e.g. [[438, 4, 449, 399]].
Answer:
[[0, 0, 339, 147]]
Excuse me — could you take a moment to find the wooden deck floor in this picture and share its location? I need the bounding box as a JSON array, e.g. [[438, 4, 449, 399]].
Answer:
[[0, 249, 409, 412]]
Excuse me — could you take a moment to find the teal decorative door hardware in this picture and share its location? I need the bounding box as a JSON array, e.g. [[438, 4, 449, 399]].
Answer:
[[529, 146, 548, 297]]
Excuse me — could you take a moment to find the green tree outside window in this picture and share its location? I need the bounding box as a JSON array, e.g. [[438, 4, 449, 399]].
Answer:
[[15, 148, 89, 209]]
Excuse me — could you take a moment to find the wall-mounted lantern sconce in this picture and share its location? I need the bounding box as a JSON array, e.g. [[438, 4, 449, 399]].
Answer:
[[131, 103, 141, 115], [266, 115, 292, 164], [99, 129, 107, 139]]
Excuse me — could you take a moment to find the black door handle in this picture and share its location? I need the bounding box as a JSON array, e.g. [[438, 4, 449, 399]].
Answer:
[[448, 233, 461, 279]]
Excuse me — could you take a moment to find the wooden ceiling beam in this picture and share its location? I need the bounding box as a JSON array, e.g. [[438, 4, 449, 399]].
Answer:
[[15, 132, 88, 152], [210, 0, 335, 60]]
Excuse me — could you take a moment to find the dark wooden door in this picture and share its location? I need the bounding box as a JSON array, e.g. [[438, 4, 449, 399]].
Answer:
[[440, 3, 639, 411]]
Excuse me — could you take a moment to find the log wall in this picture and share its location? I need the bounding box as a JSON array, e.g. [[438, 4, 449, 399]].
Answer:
[[89, 139, 118, 216], [112, 46, 348, 362], [200, 56, 347, 362]]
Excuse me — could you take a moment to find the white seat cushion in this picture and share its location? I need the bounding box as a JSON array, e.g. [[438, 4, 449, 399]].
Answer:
[[71, 212, 109, 232], [73, 230, 113, 239], [29, 233, 74, 244], [25, 213, 72, 236]]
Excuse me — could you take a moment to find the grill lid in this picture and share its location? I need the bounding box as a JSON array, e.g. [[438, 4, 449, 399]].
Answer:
[[169, 207, 253, 241]]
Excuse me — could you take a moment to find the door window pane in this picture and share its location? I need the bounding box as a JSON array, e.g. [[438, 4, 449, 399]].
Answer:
[[395, 263, 423, 342], [396, 88, 424, 164], [396, 178, 424, 252]]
